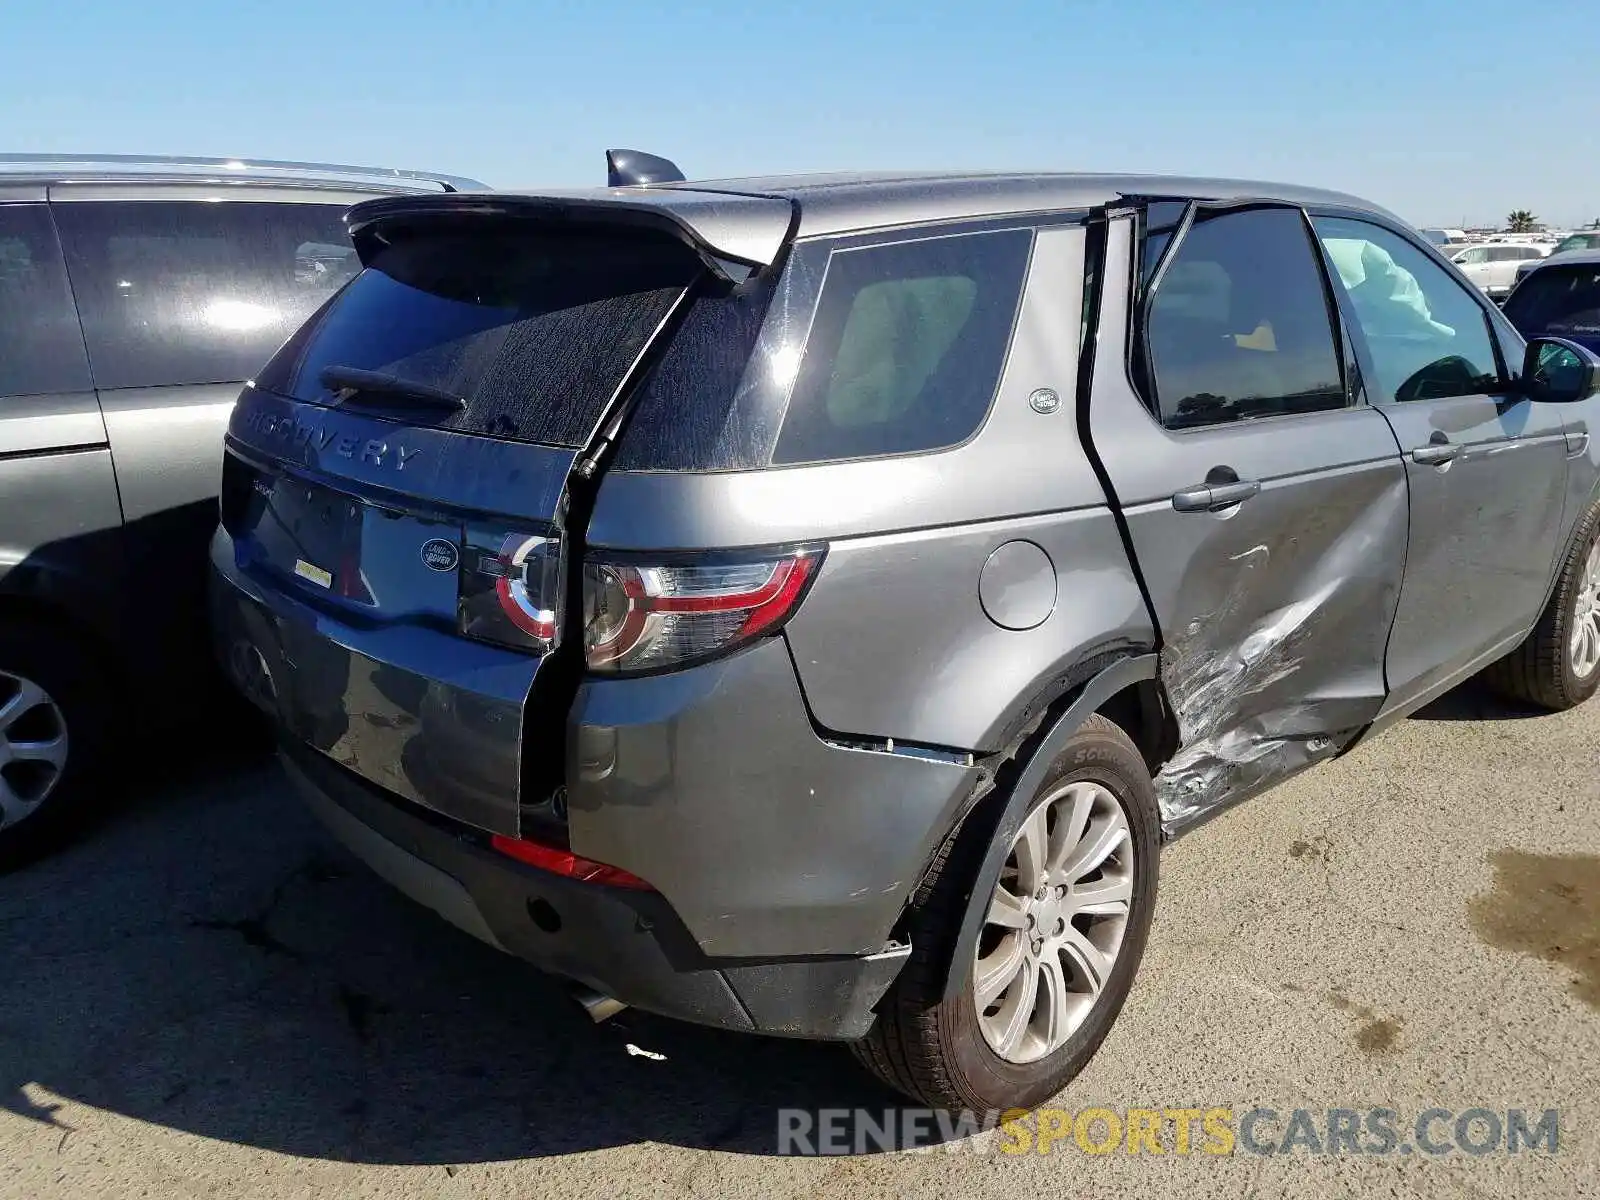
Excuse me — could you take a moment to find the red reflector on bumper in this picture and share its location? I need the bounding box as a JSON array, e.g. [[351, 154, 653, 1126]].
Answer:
[[489, 833, 654, 890]]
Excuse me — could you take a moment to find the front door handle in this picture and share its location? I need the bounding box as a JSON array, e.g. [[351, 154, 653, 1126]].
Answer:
[[1411, 441, 1462, 466], [1171, 479, 1261, 512]]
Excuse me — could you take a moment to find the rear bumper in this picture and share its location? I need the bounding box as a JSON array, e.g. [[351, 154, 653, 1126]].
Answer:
[[280, 741, 909, 1039]]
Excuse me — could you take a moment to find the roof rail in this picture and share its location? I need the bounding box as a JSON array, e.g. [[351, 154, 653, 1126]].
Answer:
[[0, 153, 486, 193]]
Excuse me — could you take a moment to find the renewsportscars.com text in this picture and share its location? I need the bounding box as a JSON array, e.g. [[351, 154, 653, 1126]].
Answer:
[[776, 1106, 1562, 1157]]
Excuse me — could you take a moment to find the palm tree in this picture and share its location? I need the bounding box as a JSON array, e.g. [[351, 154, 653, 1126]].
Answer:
[[1506, 210, 1539, 233]]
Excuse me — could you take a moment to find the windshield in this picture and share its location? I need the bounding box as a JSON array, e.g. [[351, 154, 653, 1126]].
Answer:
[[1501, 264, 1600, 339], [1554, 233, 1600, 255]]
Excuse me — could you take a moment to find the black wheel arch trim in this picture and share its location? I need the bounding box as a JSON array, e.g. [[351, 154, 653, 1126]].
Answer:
[[938, 652, 1158, 1003]]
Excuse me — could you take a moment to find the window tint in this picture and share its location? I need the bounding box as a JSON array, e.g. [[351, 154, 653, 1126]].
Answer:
[[1142, 207, 1345, 429], [771, 229, 1031, 464], [259, 225, 702, 447], [54, 201, 355, 390], [1314, 217, 1503, 404], [0, 205, 91, 397], [1502, 264, 1600, 339]]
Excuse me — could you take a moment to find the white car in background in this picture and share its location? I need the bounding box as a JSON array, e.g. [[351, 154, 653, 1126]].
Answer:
[[1447, 241, 1550, 299]]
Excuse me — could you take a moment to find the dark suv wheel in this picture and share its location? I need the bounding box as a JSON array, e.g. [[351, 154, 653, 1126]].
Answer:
[[852, 714, 1160, 1110]]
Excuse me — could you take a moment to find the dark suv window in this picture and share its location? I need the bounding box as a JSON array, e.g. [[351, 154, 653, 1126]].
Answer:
[[1142, 207, 1345, 428], [772, 229, 1031, 465], [54, 201, 355, 391], [0, 204, 91, 397]]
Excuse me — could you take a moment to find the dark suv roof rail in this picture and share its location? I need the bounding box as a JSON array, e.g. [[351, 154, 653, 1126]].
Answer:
[[0, 153, 486, 193]]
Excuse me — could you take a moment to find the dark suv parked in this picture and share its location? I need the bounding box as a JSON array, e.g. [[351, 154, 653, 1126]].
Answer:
[[0, 155, 483, 854], [211, 160, 1600, 1110]]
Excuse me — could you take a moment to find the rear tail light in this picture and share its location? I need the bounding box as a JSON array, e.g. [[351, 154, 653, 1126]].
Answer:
[[489, 832, 654, 889], [581, 547, 821, 674], [458, 527, 563, 653]]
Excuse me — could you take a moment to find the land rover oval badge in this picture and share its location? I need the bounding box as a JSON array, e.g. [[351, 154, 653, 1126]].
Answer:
[[420, 538, 460, 573]]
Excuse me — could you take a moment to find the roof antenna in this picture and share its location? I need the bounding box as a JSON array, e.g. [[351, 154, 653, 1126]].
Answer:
[[606, 149, 686, 188]]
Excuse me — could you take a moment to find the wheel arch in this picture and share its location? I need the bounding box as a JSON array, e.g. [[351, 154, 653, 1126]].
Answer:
[[930, 652, 1163, 1003]]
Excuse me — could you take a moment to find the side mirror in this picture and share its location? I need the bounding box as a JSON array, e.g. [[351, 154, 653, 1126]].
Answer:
[[1522, 337, 1600, 404]]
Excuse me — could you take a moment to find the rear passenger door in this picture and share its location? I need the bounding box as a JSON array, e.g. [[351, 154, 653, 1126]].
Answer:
[[1086, 204, 1410, 828], [1309, 215, 1571, 712]]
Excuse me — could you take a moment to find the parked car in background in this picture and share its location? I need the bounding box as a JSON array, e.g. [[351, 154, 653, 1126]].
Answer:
[[0, 154, 485, 857], [1420, 226, 1468, 246], [1513, 231, 1600, 290], [1447, 240, 1550, 299], [212, 158, 1600, 1110], [1503, 249, 1600, 355]]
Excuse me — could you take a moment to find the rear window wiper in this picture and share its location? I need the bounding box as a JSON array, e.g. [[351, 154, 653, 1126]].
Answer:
[[318, 365, 465, 412]]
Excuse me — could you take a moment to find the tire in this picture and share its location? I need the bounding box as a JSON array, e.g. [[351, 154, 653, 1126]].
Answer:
[[1484, 501, 1600, 712], [0, 621, 113, 864], [852, 713, 1160, 1111]]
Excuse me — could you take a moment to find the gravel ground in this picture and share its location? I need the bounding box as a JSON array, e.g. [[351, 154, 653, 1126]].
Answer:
[[2, 679, 1596, 1199]]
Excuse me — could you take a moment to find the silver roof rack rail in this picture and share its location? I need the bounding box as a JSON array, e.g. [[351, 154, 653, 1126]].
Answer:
[[0, 153, 486, 193]]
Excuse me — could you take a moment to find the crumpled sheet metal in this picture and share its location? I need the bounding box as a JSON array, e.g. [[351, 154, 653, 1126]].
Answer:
[[1154, 545, 1342, 831]]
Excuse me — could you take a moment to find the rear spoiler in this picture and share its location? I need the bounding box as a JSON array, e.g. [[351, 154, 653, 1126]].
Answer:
[[345, 188, 797, 281]]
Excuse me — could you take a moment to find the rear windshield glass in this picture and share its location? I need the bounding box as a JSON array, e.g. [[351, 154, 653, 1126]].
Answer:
[[771, 229, 1032, 465], [1503, 265, 1600, 338], [259, 225, 702, 447]]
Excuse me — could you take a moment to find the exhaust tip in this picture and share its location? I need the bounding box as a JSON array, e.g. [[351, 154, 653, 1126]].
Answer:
[[570, 985, 628, 1024]]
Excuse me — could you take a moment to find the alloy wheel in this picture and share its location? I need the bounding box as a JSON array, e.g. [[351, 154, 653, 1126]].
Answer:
[[0, 669, 69, 830], [1573, 538, 1600, 681], [973, 780, 1135, 1064]]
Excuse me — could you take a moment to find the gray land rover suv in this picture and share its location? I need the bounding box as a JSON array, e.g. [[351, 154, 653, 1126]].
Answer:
[[0, 154, 482, 857], [211, 158, 1600, 1110]]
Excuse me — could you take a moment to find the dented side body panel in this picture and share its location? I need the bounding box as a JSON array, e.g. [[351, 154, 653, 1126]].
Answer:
[[1086, 216, 1410, 832]]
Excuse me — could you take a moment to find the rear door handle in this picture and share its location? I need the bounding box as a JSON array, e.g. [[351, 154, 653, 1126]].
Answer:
[[1410, 442, 1462, 466], [1171, 479, 1260, 512]]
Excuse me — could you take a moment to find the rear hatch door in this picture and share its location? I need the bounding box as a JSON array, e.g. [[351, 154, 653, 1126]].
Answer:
[[218, 191, 792, 835]]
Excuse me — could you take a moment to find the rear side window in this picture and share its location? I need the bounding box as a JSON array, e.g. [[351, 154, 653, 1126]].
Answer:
[[0, 204, 91, 397], [53, 201, 354, 391], [261, 225, 702, 447], [1142, 207, 1345, 428], [771, 229, 1031, 465], [1502, 264, 1600, 338]]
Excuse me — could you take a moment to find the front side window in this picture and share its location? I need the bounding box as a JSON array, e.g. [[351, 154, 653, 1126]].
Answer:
[[54, 201, 355, 390], [0, 204, 90, 397], [1456, 247, 1488, 265], [1141, 206, 1345, 429], [772, 229, 1031, 464], [1314, 217, 1503, 404]]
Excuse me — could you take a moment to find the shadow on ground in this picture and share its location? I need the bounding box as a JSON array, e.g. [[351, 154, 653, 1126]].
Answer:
[[1408, 677, 1549, 723], [0, 741, 898, 1164]]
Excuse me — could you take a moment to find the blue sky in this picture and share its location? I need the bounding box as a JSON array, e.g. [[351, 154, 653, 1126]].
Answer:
[[5, 0, 1596, 228]]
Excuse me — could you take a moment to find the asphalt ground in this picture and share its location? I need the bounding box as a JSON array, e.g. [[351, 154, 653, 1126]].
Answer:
[[2, 678, 1596, 1198]]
